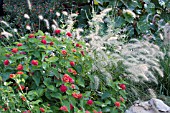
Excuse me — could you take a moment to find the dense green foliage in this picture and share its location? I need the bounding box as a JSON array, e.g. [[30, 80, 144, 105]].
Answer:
[[0, 0, 169, 112], [0, 28, 127, 112], [94, 0, 170, 38]]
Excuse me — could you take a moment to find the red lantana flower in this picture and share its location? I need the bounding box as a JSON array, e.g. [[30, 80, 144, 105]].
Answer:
[[55, 29, 61, 34], [66, 32, 72, 37], [18, 85, 25, 91], [16, 71, 24, 75], [72, 49, 76, 52], [114, 101, 120, 107], [17, 64, 23, 70], [62, 74, 70, 83], [81, 51, 85, 56], [17, 43, 23, 46], [60, 84, 67, 92], [120, 97, 124, 102], [60, 106, 68, 112], [20, 96, 26, 101], [41, 39, 47, 44], [4, 60, 9, 66], [85, 111, 90, 113], [9, 74, 16, 78], [11, 48, 18, 53], [39, 107, 45, 112], [31, 60, 38, 66], [119, 84, 126, 90], [50, 42, 54, 46], [71, 84, 75, 89], [70, 61, 75, 67], [72, 70, 77, 75], [69, 77, 74, 83], [76, 43, 82, 48], [68, 68, 73, 73], [70, 104, 74, 110], [87, 99, 93, 105], [72, 92, 82, 99], [28, 34, 35, 38], [61, 50, 67, 55]]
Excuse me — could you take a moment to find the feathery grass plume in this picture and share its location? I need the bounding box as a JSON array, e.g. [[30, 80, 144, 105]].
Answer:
[[163, 23, 170, 46], [75, 28, 83, 40], [26, 25, 31, 30], [38, 15, 44, 20], [52, 19, 58, 27], [1, 29, 13, 39], [86, 7, 164, 87], [65, 13, 77, 32], [43, 19, 50, 30], [86, 8, 125, 89], [51, 24, 57, 31], [93, 76, 100, 90], [56, 12, 60, 17], [24, 14, 30, 19], [13, 29, 18, 33], [0, 21, 10, 27], [27, 0, 32, 10], [62, 11, 68, 16], [123, 9, 136, 18], [113, 39, 165, 83], [148, 88, 157, 98]]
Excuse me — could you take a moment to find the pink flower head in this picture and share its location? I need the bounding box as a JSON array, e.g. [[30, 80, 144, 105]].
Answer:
[[61, 50, 67, 55], [4, 60, 9, 66], [119, 84, 126, 90], [70, 61, 75, 67], [17, 64, 23, 70], [60, 84, 67, 92], [62, 74, 70, 83], [40, 107, 45, 112], [31, 60, 38, 66], [114, 101, 120, 107], [17, 43, 23, 46], [66, 32, 72, 37], [55, 29, 61, 34], [41, 39, 47, 44], [87, 99, 93, 105], [11, 48, 18, 53], [60, 106, 68, 112]]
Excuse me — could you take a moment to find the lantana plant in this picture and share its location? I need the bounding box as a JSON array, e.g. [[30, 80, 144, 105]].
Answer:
[[0, 29, 127, 112], [0, 8, 127, 112]]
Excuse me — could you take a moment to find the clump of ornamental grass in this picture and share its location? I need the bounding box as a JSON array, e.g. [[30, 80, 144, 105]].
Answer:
[[85, 8, 127, 90], [85, 8, 166, 107], [117, 39, 164, 83], [86, 7, 164, 85], [155, 22, 170, 96]]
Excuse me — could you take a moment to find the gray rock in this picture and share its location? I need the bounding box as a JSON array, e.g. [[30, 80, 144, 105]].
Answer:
[[125, 98, 170, 113]]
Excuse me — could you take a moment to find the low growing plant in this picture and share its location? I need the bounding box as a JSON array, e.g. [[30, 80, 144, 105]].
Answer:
[[0, 26, 127, 113]]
